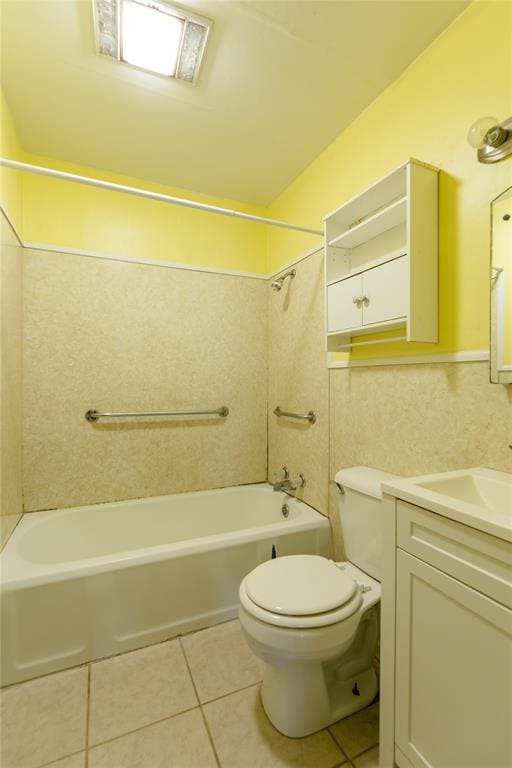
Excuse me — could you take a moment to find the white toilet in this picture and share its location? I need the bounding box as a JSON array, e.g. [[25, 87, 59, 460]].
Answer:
[[238, 466, 397, 738]]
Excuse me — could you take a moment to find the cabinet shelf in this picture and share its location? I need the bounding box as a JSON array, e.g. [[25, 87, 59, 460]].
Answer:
[[328, 196, 406, 251], [323, 158, 438, 364]]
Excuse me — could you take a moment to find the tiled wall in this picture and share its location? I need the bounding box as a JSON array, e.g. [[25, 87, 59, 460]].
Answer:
[[23, 249, 268, 511], [266, 251, 512, 557], [0, 211, 23, 543], [267, 250, 329, 515], [329, 362, 512, 479], [14, 244, 512, 530], [328, 360, 512, 555]]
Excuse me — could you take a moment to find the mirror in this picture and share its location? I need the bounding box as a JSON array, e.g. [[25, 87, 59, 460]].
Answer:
[[490, 186, 512, 384]]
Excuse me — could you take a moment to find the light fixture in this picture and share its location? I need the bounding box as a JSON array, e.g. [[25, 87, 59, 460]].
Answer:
[[92, 0, 212, 84], [467, 115, 512, 163]]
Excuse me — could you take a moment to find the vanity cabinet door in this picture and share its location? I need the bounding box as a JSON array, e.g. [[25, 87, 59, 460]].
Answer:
[[395, 550, 512, 768]]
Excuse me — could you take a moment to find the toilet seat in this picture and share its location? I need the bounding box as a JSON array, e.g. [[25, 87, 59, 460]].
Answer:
[[246, 555, 357, 615], [239, 555, 364, 629]]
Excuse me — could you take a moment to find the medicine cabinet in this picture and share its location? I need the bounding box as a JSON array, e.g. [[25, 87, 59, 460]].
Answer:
[[324, 159, 439, 357], [490, 186, 512, 384]]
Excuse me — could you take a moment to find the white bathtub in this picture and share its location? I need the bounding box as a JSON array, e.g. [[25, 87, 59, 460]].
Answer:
[[0, 484, 331, 686]]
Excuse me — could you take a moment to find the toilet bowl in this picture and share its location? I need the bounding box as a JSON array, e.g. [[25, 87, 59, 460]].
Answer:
[[238, 466, 398, 738], [239, 556, 380, 737]]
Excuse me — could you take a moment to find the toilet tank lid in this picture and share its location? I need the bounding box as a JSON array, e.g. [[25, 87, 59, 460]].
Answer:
[[334, 466, 400, 499]]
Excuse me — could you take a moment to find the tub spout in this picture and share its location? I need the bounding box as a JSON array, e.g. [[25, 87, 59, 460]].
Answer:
[[273, 475, 305, 492]]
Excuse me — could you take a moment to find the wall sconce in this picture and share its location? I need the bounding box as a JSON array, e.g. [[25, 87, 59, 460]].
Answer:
[[467, 116, 512, 163]]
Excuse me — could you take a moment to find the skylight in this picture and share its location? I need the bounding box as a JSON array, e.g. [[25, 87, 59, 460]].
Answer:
[[92, 0, 211, 84]]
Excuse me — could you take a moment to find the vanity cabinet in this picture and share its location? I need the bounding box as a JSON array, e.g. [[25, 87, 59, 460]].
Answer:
[[380, 497, 512, 768], [324, 159, 438, 358]]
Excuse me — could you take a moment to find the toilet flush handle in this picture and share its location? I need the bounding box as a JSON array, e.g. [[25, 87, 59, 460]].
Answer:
[[330, 480, 344, 495]]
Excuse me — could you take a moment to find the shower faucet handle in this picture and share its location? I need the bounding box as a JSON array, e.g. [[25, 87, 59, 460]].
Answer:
[[274, 466, 289, 481]]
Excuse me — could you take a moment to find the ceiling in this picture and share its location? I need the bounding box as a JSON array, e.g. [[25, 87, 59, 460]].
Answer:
[[1, 0, 468, 205]]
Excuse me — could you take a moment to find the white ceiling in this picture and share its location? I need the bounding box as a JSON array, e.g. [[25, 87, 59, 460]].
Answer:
[[1, 0, 467, 204]]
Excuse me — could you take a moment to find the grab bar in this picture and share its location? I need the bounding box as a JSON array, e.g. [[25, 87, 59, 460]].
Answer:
[[85, 406, 229, 422], [273, 406, 316, 424]]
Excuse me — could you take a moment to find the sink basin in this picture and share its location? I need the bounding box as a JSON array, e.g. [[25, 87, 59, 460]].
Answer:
[[382, 467, 512, 541], [417, 471, 512, 516]]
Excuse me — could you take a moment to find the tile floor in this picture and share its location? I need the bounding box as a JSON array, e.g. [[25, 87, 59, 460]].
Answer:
[[0, 619, 379, 768]]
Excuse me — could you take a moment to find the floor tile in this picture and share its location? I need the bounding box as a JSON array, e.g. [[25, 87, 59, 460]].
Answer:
[[89, 638, 197, 745], [181, 619, 264, 702], [203, 684, 344, 768], [0, 667, 88, 768], [88, 709, 217, 768], [329, 701, 379, 759], [353, 746, 379, 768], [43, 753, 86, 768]]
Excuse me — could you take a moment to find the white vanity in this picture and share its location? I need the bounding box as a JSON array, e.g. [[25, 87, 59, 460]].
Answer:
[[379, 468, 512, 768]]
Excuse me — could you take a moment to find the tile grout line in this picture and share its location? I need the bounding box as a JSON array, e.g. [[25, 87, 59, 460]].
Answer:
[[179, 636, 222, 768], [31, 663, 92, 768], [83, 704, 200, 750], [350, 742, 380, 763], [324, 726, 348, 764], [199, 678, 263, 707], [85, 663, 91, 767], [36, 749, 87, 768], [32, 631, 261, 760], [199, 705, 222, 768]]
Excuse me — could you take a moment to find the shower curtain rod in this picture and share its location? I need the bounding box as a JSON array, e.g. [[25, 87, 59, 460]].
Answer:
[[0, 158, 323, 236]]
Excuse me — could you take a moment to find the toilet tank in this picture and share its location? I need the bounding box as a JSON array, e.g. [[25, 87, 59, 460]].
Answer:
[[334, 466, 399, 581]]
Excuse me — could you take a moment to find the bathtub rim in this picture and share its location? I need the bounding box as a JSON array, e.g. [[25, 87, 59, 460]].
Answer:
[[1, 483, 329, 591]]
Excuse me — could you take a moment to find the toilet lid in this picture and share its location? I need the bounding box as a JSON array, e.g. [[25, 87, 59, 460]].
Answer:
[[245, 555, 357, 616]]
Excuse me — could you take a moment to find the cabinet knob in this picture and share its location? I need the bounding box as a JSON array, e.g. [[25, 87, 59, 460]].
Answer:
[[352, 296, 360, 304]]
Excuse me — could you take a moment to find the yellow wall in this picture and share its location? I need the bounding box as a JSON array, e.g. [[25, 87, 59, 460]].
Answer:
[[0, 91, 23, 233], [19, 155, 271, 273], [0, 97, 269, 274], [267, 1, 512, 357], [2, 2, 511, 342]]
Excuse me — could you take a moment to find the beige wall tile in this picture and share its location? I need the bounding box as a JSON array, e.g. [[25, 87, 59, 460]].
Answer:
[[181, 619, 264, 703], [329, 361, 512, 553], [0, 211, 23, 520], [267, 251, 329, 514], [0, 666, 88, 768], [22, 249, 268, 511], [89, 639, 197, 745], [88, 709, 217, 768], [203, 684, 344, 768]]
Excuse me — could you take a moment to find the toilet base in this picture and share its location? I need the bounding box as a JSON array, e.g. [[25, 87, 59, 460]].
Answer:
[[261, 663, 378, 738]]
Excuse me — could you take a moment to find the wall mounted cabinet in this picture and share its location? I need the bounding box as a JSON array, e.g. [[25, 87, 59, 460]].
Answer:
[[324, 159, 438, 355]]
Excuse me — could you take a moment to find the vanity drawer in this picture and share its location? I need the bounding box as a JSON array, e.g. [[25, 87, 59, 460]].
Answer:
[[397, 500, 512, 608]]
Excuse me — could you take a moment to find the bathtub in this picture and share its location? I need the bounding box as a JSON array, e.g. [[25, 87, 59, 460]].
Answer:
[[0, 484, 331, 686]]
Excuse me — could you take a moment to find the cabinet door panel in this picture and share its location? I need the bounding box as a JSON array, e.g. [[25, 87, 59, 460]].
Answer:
[[362, 255, 408, 326], [395, 550, 512, 768], [327, 274, 362, 332], [397, 501, 512, 608]]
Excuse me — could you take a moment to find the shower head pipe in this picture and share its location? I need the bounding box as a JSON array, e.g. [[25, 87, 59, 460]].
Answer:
[[270, 269, 296, 291]]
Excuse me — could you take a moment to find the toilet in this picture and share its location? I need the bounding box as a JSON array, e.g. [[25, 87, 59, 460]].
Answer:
[[238, 466, 397, 738]]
